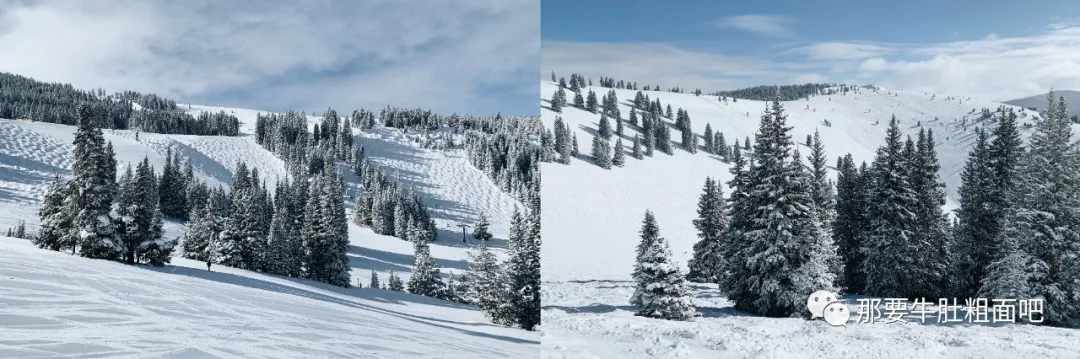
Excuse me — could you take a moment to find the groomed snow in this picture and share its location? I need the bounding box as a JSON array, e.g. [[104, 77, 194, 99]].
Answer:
[[539, 81, 1080, 358], [0, 102, 535, 357]]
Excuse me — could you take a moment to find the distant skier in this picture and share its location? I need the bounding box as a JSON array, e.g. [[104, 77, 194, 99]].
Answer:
[[135, 131, 139, 141], [206, 260, 212, 272]]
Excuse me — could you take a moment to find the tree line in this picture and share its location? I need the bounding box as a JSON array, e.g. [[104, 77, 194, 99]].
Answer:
[[0, 72, 240, 136]]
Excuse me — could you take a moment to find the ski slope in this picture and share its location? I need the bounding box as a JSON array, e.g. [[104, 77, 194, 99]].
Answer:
[[539, 80, 1080, 358], [0, 102, 536, 357], [0, 236, 537, 358]]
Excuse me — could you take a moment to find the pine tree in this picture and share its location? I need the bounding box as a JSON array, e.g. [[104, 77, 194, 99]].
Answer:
[[996, 93, 1080, 327], [612, 138, 626, 167], [598, 114, 611, 139], [71, 104, 120, 259], [586, 90, 599, 113], [629, 109, 638, 126], [408, 234, 441, 296], [687, 177, 728, 283], [549, 90, 563, 113], [703, 124, 714, 154], [388, 271, 405, 291], [472, 214, 493, 241], [467, 242, 509, 324], [34, 176, 74, 251], [504, 208, 541, 330], [833, 154, 867, 292], [631, 211, 696, 321], [574, 92, 584, 108], [117, 158, 169, 265], [631, 134, 643, 159], [807, 130, 840, 282], [591, 135, 612, 169], [571, 133, 580, 157], [370, 270, 381, 289], [908, 128, 950, 298], [861, 116, 919, 298], [725, 99, 835, 317]]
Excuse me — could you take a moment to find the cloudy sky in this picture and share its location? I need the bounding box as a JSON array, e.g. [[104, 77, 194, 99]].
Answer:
[[0, 0, 539, 115], [542, 0, 1080, 102]]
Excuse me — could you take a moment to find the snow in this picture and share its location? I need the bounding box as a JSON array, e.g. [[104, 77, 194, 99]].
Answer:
[[0, 101, 535, 356], [0, 236, 536, 358], [540, 81, 1080, 357]]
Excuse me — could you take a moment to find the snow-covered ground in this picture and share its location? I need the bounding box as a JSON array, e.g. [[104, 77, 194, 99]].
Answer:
[[0, 236, 536, 358], [0, 103, 536, 357], [539, 81, 1080, 358]]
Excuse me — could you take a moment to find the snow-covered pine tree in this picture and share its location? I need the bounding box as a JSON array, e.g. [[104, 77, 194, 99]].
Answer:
[[504, 208, 541, 330], [860, 116, 920, 298], [71, 104, 120, 259], [34, 175, 74, 252], [467, 242, 510, 324], [907, 128, 950, 298], [703, 124, 714, 154], [586, 90, 599, 113], [598, 113, 611, 139], [591, 135, 612, 169], [388, 270, 405, 291], [629, 108, 638, 126], [807, 130, 841, 282], [997, 93, 1080, 327], [725, 99, 835, 317], [407, 234, 441, 296], [832, 154, 867, 292], [370, 269, 381, 289], [571, 132, 580, 157], [715, 132, 728, 159], [612, 138, 626, 167], [573, 92, 584, 108], [116, 157, 169, 265], [472, 214, 493, 241], [631, 210, 696, 321], [631, 134, 643, 159], [688, 177, 728, 283]]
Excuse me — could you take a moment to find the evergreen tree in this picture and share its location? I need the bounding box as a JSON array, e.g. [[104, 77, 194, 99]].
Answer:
[[117, 158, 169, 265], [833, 155, 868, 292], [388, 271, 405, 291], [631, 134, 643, 159], [586, 90, 599, 113], [549, 90, 563, 113], [687, 177, 728, 283], [71, 104, 120, 259], [598, 114, 612, 139], [612, 138, 625, 167], [571, 133, 580, 157], [629, 109, 638, 126], [909, 129, 950, 298], [467, 242, 510, 324], [994, 93, 1080, 326], [703, 124, 714, 154], [631, 210, 696, 321], [573, 92, 584, 108], [408, 232, 441, 296], [370, 270, 381, 289], [861, 116, 919, 298], [34, 176, 74, 252], [504, 208, 541, 330], [472, 214, 493, 241], [725, 99, 835, 317], [591, 135, 613, 169]]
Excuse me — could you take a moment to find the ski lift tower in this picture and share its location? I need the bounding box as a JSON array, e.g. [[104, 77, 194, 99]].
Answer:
[[457, 224, 471, 243]]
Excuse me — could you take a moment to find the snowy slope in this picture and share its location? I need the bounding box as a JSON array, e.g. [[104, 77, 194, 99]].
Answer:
[[538, 81, 1079, 358], [0, 102, 535, 356], [0, 236, 537, 358]]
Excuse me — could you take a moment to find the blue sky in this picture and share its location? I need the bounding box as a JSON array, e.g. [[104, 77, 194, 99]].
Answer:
[[541, 0, 1080, 101], [0, 0, 539, 116]]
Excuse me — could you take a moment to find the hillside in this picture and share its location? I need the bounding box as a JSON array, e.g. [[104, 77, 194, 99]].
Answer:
[[538, 80, 1079, 358], [0, 102, 537, 357], [1005, 90, 1080, 119]]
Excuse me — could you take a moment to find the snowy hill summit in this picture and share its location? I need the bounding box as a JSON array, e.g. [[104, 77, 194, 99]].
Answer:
[[538, 76, 1080, 358]]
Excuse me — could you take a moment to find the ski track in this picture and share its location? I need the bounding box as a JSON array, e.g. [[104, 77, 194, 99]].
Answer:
[[0, 103, 535, 357], [539, 81, 1080, 358]]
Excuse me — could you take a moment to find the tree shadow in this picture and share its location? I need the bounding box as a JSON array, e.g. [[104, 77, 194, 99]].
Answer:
[[542, 304, 636, 314], [138, 264, 539, 345], [349, 245, 471, 272]]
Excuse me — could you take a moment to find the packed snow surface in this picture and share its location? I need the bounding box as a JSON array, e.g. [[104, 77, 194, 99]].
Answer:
[[0, 103, 535, 357], [539, 81, 1079, 358]]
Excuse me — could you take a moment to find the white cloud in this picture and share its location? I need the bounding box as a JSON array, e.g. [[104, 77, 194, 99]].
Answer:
[[792, 42, 896, 60], [542, 41, 802, 92], [715, 15, 790, 37], [543, 24, 1080, 102], [0, 0, 539, 115]]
